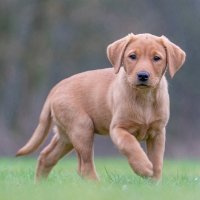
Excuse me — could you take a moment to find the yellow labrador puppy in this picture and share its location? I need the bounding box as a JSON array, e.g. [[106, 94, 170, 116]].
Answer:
[[16, 33, 185, 182]]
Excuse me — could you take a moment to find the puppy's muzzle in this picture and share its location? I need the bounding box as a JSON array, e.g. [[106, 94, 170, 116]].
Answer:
[[137, 71, 150, 83]]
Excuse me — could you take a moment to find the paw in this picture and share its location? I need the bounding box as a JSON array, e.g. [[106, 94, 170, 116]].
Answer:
[[129, 155, 153, 177], [78, 170, 100, 181], [136, 159, 153, 177]]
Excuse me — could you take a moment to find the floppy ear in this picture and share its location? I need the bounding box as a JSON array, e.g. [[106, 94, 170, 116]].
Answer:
[[107, 34, 133, 74], [161, 36, 186, 78]]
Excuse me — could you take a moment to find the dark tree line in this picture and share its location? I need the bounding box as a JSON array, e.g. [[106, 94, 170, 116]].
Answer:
[[0, 0, 200, 157]]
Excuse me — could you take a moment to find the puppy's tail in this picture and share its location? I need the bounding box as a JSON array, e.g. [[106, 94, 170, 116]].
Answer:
[[16, 99, 52, 156]]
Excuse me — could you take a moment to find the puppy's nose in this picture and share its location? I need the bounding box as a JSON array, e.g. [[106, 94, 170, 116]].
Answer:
[[137, 71, 150, 82]]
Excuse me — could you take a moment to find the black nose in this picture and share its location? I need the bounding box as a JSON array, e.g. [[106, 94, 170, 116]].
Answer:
[[137, 71, 150, 82]]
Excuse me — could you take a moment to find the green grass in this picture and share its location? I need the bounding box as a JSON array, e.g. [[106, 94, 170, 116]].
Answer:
[[1, 157, 200, 200]]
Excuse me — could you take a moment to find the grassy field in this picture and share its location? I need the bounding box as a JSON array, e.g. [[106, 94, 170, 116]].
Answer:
[[1, 157, 200, 200]]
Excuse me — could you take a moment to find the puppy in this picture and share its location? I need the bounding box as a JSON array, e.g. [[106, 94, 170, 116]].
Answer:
[[16, 33, 185, 182]]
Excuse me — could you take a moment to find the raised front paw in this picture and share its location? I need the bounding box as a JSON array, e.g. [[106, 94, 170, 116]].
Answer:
[[128, 152, 153, 177]]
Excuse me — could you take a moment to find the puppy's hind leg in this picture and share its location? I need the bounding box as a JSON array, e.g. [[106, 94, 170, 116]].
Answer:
[[69, 119, 99, 181], [35, 126, 73, 182]]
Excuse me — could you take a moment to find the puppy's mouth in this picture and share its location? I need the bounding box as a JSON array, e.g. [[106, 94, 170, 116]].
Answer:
[[136, 83, 150, 89]]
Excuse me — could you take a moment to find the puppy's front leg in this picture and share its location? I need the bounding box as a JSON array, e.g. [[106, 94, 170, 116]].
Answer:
[[110, 126, 153, 177], [146, 128, 166, 182]]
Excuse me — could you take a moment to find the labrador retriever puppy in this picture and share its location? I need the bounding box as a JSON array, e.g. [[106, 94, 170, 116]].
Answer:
[[16, 33, 185, 182]]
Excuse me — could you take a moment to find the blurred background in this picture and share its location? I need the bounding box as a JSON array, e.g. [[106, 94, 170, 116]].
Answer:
[[0, 0, 200, 158]]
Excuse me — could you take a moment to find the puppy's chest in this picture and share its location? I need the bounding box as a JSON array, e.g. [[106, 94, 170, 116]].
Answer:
[[126, 108, 161, 141], [128, 124, 156, 141]]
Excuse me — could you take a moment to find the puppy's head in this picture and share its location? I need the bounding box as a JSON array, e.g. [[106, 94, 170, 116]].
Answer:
[[107, 33, 186, 89]]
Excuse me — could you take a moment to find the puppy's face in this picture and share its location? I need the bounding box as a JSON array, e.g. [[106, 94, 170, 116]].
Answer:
[[123, 34, 167, 89], [107, 33, 186, 88]]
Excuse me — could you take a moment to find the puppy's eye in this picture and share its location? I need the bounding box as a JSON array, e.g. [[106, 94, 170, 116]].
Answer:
[[153, 56, 161, 61], [129, 54, 137, 60]]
